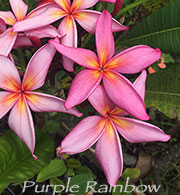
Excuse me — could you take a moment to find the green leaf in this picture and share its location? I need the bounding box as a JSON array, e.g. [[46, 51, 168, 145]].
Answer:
[[145, 64, 180, 118], [42, 121, 60, 134], [67, 158, 81, 168], [0, 130, 54, 193], [75, 165, 96, 179], [36, 159, 67, 182], [119, 0, 180, 55], [122, 168, 141, 180], [50, 177, 65, 195], [68, 174, 94, 194], [113, 180, 132, 195], [67, 168, 75, 177]]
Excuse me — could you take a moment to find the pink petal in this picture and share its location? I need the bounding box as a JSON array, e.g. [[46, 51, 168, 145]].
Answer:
[[0, 92, 20, 119], [96, 120, 123, 186], [0, 55, 21, 92], [113, 116, 171, 143], [22, 43, 56, 91], [13, 4, 67, 32], [25, 91, 82, 117], [0, 28, 18, 56], [54, 0, 71, 12], [73, 10, 128, 34], [9, 0, 28, 21], [0, 18, 6, 33], [58, 15, 77, 72], [71, 0, 99, 11], [13, 34, 33, 49], [96, 10, 114, 66], [100, 0, 116, 2], [112, 0, 123, 17], [105, 45, 161, 74], [0, 11, 16, 25], [60, 116, 107, 154], [65, 69, 103, 109], [103, 71, 150, 120], [88, 85, 114, 117], [49, 39, 100, 69], [25, 25, 61, 39], [8, 95, 37, 157]]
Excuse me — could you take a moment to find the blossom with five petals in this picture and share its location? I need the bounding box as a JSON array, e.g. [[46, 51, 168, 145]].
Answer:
[[0, 44, 82, 159], [49, 10, 161, 120], [58, 71, 170, 186], [13, 0, 128, 72]]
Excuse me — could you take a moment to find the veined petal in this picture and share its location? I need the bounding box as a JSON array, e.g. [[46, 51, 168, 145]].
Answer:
[[22, 43, 56, 91], [49, 39, 100, 69], [113, 116, 171, 143], [13, 34, 33, 49], [100, 0, 116, 2], [0, 11, 16, 25], [60, 116, 107, 154], [96, 120, 123, 186], [105, 45, 161, 74], [71, 0, 99, 11], [0, 91, 20, 119], [65, 69, 103, 109], [8, 95, 37, 158], [25, 92, 82, 117], [0, 18, 6, 33], [112, 0, 123, 17], [0, 28, 17, 56], [13, 4, 67, 32], [58, 15, 77, 72], [74, 10, 128, 34], [96, 10, 114, 67], [103, 71, 149, 120], [0, 55, 21, 92], [9, 0, 28, 21], [88, 85, 114, 117], [54, 0, 71, 12]]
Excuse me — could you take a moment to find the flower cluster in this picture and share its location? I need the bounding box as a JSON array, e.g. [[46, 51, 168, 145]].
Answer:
[[0, 0, 170, 186]]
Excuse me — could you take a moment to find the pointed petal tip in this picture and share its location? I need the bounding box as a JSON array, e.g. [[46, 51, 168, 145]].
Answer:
[[163, 135, 171, 142], [33, 154, 38, 160]]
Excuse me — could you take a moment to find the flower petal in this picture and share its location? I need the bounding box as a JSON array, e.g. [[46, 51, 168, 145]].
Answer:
[[13, 34, 33, 49], [96, 120, 123, 186], [9, 0, 28, 21], [25, 92, 82, 117], [74, 10, 128, 34], [105, 45, 161, 74], [58, 15, 77, 72], [0, 28, 18, 56], [60, 116, 107, 154], [71, 0, 99, 11], [49, 39, 100, 69], [100, 0, 116, 2], [0, 11, 16, 25], [0, 55, 21, 92], [88, 85, 114, 117], [103, 71, 149, 120], [13, 4, 67, 32], [113, 116, 171, 143], [54, 0, 71, 12], [22, 43, 56, 91], [8, 95, 37, 157], [112, 0, 123, 17], [96, 10, 114, 66], [0, 18, 6, 33], [0, 91, 20, 119], [65, 69, 103, 109]]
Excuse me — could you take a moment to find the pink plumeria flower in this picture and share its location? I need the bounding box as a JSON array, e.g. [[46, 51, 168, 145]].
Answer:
[[13, 0, 128, 72], [0, 0, 62, 56], [0, 44, 82, 159], [58, 71, 170, 186], [49, 10, 161, 120]]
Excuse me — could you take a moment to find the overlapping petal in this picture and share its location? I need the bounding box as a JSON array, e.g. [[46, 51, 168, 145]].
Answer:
[[105, 45, 161, 74], [58, 15, 77, 72], [49, 39, 100, 69], [9, 0, 28, 21], [13, 34, 33, 49], [112, 0, 123, 17], [103, 71, 149, 120], [0, 11, 16, 25], [22, 43, 56, 91], [55, 0, 71, 12], [71, 0, 99, 11], [0, 18, 6, 33], [96, 120, 123, 186], [96, 10, 114, 66], [113, 116, 171, 143], [60, 116, 107, 154], [25, 92, 82, 117], [65, 69, 103, 109], [0, 55, 21, 92]]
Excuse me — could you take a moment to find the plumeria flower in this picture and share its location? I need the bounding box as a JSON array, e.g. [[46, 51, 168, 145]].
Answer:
[[0, 0, 62, 56], [0, 44, 82, 159], [49, 10, 161, 120], [13, 0, 128, 72], [58, 71, 170, 186]]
